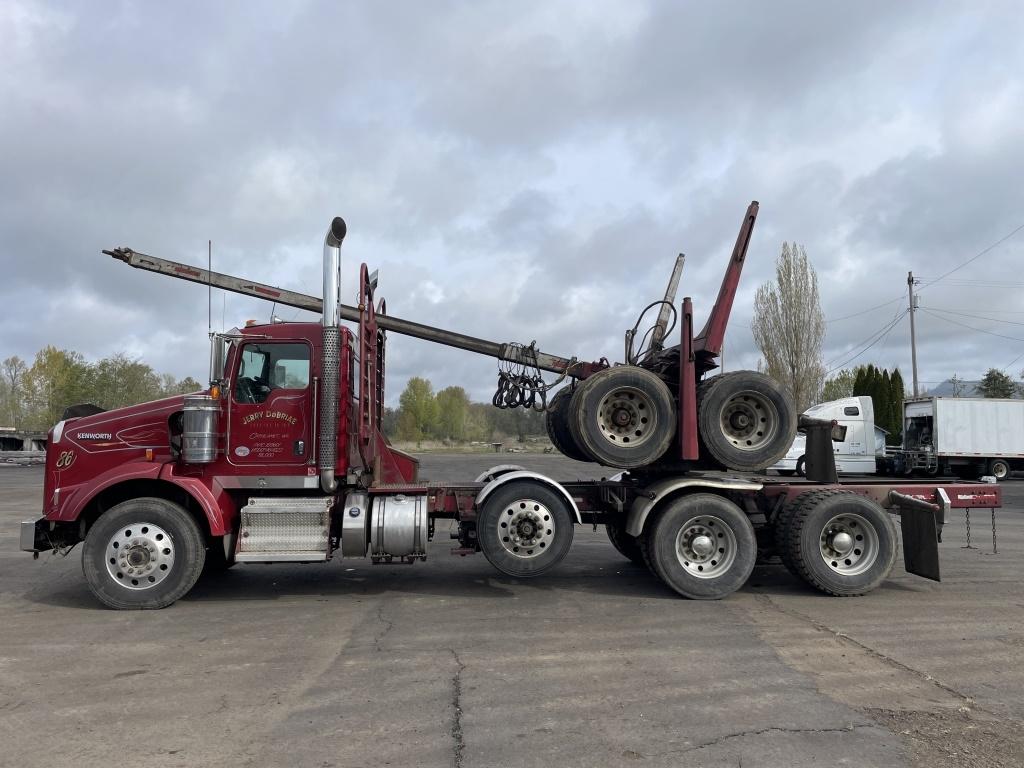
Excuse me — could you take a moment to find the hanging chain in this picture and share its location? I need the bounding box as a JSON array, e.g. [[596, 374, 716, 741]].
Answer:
[[962, 508, 974, 549], [991, 509, 998, 555], [492, 342, 580, 412]]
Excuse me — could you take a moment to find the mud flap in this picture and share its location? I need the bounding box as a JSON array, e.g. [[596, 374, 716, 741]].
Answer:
[[899, 506, 941, 582]]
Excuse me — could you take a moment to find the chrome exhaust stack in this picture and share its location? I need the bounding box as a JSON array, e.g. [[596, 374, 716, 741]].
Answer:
[[320, 216, 347, 493]]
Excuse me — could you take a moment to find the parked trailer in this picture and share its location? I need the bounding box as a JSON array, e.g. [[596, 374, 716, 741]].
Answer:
[[20, 214, 1001, 608], [888, 396, 1024, 481]]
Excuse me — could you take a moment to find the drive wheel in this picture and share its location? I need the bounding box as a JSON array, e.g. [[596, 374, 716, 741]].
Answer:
[[988, 458, 1010, 481], [478, 481, 575, 577], [697, 371, 796, 471], [644, 493, 756, 599], [783, 491, 897, 596], [545, 387, 590, 462], [82, 497, 206, 609], [605, 522, 645, 565], [569, 367, 675, 469]]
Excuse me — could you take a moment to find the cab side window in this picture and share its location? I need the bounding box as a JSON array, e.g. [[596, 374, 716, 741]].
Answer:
[[234, 343, 310, 404], [843, 406, 860, 416]]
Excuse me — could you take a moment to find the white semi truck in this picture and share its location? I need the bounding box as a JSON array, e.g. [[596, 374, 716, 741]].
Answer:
[[888, 396, 1024, 481], [773, 396, 885, 476]]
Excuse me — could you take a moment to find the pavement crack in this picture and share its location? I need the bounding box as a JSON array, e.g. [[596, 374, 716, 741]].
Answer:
[[755, 593, 979, 708], [646, 723, 874, 757], [448, 648, 466, 768], [373, 604, 394, 653]]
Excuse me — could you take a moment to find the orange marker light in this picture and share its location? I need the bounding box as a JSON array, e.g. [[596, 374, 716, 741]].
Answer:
[[145, 449, 154, 461], [209, 384, 221, 399]]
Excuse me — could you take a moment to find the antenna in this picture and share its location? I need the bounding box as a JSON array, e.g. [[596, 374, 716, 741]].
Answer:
[[207, 239, 212, 334]]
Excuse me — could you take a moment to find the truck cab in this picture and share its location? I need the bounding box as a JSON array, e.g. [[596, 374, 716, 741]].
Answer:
[[772, 396, 882, 476]]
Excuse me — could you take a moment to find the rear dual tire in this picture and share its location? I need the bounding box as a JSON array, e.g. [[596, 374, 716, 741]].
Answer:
[[773, 491, 896, 596], [642, 494, 757, 600], [478, 481, 575, 577]]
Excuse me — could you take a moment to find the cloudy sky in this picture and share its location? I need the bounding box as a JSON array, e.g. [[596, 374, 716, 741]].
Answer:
[[3, 1, 1023, 404]]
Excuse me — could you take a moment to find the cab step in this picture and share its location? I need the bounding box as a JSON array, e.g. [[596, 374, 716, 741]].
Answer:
[[234, 497, 333, 563]]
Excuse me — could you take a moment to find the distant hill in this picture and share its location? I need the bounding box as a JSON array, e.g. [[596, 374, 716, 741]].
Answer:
[[927, 379, 981, 397], [926, 379, 1022, 398]]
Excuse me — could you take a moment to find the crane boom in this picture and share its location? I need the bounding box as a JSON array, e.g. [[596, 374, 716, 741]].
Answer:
[[104, 247, 585, 376]]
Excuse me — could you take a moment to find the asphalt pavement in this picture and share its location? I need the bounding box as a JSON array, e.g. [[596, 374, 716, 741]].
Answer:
[[2, 458, 1023, 768]]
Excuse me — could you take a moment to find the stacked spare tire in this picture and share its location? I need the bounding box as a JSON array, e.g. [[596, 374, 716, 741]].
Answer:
[[545, 366, 797, 472]]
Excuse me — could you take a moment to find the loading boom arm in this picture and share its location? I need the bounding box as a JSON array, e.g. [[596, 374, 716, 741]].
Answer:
[[103, 248, 589, 376]]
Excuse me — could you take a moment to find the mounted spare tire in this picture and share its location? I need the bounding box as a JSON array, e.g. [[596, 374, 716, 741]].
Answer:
[[697, 370, 796, 472], [545, 387, 590, 462], [568, 366, 676, 469]]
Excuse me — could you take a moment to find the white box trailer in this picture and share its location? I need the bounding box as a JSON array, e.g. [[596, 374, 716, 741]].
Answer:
[[898, 396, 1024, 480]]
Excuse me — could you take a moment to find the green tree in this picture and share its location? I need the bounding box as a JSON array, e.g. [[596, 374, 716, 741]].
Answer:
[[434, 385, 470, 441], [888, 368, 905, 445], [89, 353, 162, 409], [396, 377, 438, 441], [821, 368, 858, 402], [976, 368, 1019, 399], [23, 346, 92, 429], [751, 242, 826, 412]]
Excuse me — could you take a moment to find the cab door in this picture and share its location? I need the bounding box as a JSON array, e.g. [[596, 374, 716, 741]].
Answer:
[[228, 341, 313, 468]]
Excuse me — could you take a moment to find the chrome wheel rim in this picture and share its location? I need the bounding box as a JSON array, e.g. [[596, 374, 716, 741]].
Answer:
[[105, 522, 175, 590], [674, 515, 737, 579], [719, 390, 778, 452], [498, 499, 555, 559], [819, 513, 878, 576], [596, 386, 658, 448]]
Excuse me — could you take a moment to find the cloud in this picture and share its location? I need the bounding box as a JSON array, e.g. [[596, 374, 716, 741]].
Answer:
[[2, 1, 1023, 406]]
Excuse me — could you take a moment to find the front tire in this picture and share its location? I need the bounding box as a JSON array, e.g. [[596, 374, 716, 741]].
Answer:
[[478, 481, 575, 577], [643, 493, 756, 599], [82, 497, 206, 609]]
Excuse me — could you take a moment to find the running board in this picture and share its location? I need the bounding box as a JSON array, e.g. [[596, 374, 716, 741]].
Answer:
[[235, 497, 333, 563]]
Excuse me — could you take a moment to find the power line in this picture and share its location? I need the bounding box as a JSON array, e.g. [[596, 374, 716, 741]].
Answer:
[[824, 295, 904, 323], [918, 307, 1024, 342], [920, 306, 1024, 327], [825, 309, 907, 374], [916, 220, 1024, 291]]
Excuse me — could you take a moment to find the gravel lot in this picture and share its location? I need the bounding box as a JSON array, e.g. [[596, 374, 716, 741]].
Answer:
[[2, 457, 1023, 768]]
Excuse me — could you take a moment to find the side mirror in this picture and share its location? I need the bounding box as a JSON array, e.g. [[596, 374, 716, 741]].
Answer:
[[209, 334, 228, 385]]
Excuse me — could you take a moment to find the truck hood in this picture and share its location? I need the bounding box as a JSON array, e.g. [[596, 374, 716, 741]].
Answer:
[[53, 393, 195, 452]]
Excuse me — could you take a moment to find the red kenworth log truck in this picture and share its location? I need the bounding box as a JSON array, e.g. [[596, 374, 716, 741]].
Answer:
[[21, 205, 1000, 608]]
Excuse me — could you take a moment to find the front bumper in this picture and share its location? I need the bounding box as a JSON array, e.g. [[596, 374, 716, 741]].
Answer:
[[21, 518, 48, 552], [20, 517, 82, 553]]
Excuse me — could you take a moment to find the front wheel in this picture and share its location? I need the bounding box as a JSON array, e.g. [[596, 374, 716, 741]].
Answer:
[[643, 493, 756, 599], [82, 497, 207, 609]]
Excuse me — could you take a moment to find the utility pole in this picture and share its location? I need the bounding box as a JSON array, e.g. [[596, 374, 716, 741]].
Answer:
[[907, 271, 919, 396]]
